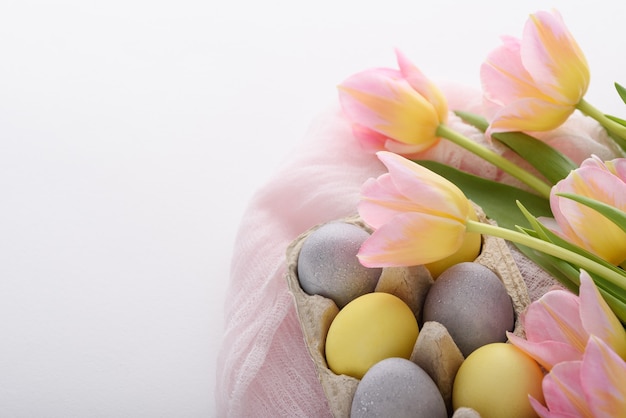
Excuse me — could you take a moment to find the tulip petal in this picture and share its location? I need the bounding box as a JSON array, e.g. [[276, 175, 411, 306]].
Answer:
[[481, 10, 589, 134], [359, 153, 468, 229], [481, 36, 548, 106], [560, 166, 626, 213], [338, 72, 440, 149], [579, 154, 607, 170], [507, 331, 583, 371], [357, 212, 464, 267], [383, 138, 435, 157], [351, 125, 433, 158], [489, 97, 573, 133], [537, 361, 592, 417], [523, 289, 587, 351], [522, 10, 589, 104], [339, 67, 405, 104], [350, 124, 388, 153], [581, 336, 626, 416], [579, 272, 626, 361], [375, 151, 469, 221], [395, 49, 448, 122], [358, 152, 474, 268], [337, 52, 448, 156], [359, 174, 418, 228], [528, 396, 552, 418], [604, 157, 626, 181], [551, 164, 626, 264]]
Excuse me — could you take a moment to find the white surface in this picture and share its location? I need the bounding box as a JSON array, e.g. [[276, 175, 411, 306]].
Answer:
[[0, 1, 624, 416]]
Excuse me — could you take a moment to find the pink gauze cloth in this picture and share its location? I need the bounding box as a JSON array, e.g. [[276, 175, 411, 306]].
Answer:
[[215, 83, 623, 417]]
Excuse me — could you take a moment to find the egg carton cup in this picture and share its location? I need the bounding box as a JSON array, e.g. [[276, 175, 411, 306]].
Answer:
[[285, 205, 531, 418]]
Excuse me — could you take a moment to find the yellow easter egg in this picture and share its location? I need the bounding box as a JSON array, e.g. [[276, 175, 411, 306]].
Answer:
[[425, 230, 481, 278], [453, 343, 545, 418], [425, 211, 481, 278], [325, 292, 418, 379]]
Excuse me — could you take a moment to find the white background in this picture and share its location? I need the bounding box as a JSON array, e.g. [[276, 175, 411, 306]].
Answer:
[[1, 1, 625, 417]]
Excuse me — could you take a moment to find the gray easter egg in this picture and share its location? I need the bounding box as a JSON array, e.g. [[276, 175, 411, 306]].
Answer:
[[297, 222, 381, 308], [351, 357, 447, 418], [422, 262, 514, 357]]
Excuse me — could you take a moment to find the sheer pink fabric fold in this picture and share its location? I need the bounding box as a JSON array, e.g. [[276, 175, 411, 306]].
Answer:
[[215, 84, 622, 417], [216, 105, 384, 417]]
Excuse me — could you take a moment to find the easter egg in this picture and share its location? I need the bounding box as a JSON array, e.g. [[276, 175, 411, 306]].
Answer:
[[325, 292, 418, 379], [422, 262, 514, 357], [452, 343, 544, 418], [425, 229, 481, 278], [297, 222, 382, 308], [351, 358, 447, 418]]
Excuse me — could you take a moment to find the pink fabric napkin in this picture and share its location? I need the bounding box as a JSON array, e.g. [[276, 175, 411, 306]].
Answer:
[[215, 84, 622, 417]]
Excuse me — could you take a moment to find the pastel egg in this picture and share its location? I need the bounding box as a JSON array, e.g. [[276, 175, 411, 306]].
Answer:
[[453, 343, 544, 418], [297, 222, 382, 308], [351, 358, 447, 418], [422, 262, 514, 357], [425, 229, 481, 278], [325, 292, 418, 379]]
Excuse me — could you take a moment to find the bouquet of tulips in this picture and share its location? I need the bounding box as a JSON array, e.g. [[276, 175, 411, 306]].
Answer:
[[336, 9, 626, 416]]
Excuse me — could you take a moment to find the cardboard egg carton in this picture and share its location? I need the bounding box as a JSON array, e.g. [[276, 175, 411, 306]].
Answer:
[[285, 206, 531, 417]]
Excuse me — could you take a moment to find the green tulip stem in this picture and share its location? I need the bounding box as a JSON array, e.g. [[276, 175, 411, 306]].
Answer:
[[466, 220, 626, 289], [577, 98, 626, 151], [436, 124, 552, 199]]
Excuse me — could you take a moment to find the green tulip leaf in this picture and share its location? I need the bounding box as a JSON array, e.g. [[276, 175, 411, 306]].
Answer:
[[514, 203, 626, 320], [515, 201, 626, 278], [615, 82, 626, 105], [517, 244, 626, 324], [557, 193, 626, 234], [604, 117, 626, 152], [454, 110, 577, 184], [454, 110, 488, 131], [514, 226, 540, 238], [587, 269, 626, 306], [514, 202, 553, 242], [491, 131, 577, 185], [606, 114, 626, 127], [415, 160, 551, 231]]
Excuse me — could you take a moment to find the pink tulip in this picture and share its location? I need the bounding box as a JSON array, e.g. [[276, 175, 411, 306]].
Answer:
[[507, 271, 626, 372], [481, 10, 589, 134], [543, 156, 626, 265], [338, 50, 448, 157], [529, 336, 626, 417], [357, 151, 478, 267]]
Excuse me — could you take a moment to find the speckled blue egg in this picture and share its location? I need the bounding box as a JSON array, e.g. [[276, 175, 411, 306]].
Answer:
[[422, 262, 514, 357], [351, 357, 447, 418], [297, 222, 381, 308]]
